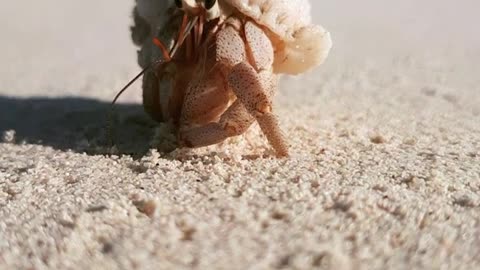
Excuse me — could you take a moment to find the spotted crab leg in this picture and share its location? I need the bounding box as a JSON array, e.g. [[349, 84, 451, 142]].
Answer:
[[180, 20, 289, 157]]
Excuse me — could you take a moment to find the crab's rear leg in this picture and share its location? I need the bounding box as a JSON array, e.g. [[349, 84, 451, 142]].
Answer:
[[180, 100, 254, 147]]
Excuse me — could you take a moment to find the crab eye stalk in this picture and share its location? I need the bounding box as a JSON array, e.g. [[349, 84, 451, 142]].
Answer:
[[174, 0, 182, 8], [204, 0, 216, 10]]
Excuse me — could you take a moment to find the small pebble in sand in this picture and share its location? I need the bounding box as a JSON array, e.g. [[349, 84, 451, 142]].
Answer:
[[370, 135, 387, 144], [85, 205, 108, 213], [403, 137, 417, 146], [132, 199, 157, 218], [453, 195, 476, 208]]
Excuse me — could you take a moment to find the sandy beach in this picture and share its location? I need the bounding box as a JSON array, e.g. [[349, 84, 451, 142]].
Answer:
[[1, 0, 479, 269]]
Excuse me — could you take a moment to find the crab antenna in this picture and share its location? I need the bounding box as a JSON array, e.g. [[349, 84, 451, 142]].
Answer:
[[176, 14, 189, 50], [153, 38, 172, 61], [195, 15, 204, 49], [110, 63, 153, 107], [106, 62, 157, 148], [106, 14, 199, 148], [171, 16, 199, 57]]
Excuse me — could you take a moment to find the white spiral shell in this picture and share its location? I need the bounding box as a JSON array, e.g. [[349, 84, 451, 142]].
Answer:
[[222, 0, 332, 74]]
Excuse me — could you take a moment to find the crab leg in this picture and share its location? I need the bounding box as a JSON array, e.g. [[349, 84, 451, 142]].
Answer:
[[228, 63, 288, 157], [180, 20, 289, 156], [179, 66, 288, 157], [180, 67, 289, 158], [227, 21, 289, 157], [180, 100, 254, 147]]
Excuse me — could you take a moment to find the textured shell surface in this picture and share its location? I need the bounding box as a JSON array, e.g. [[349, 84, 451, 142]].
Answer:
[[223, 0, 313, 41], [222, 0, 332, 74]]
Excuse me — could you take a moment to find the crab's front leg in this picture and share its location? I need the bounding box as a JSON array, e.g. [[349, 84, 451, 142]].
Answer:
[[227, 21, 289, 157], [180, 20, 289, 156], [179, 21, 256, 148], [228, 62, 288, 157]]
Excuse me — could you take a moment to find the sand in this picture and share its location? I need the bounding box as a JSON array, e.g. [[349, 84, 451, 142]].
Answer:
[[1, 0, 479, 269]]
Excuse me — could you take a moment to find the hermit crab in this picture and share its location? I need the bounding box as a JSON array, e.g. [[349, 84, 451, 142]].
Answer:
[[126, 0, 332, 157]]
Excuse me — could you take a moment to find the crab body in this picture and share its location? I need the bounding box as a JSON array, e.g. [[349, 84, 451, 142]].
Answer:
[[131, 0, 332, 156]]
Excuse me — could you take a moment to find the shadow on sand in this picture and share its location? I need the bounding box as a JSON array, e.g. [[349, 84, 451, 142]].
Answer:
[[0, 95, 158, 156]]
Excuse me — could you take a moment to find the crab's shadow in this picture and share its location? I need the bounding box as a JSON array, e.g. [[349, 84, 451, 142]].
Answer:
[[0, 95, 157, 156]]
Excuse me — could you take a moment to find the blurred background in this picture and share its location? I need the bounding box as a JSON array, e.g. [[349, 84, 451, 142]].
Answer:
[[1, 0, 478, 100]]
